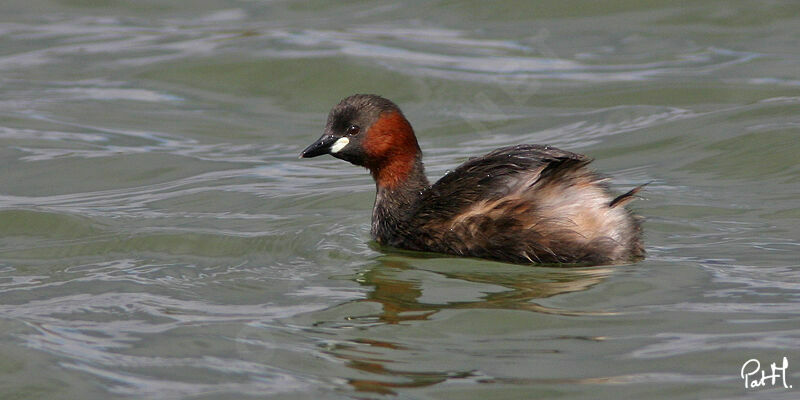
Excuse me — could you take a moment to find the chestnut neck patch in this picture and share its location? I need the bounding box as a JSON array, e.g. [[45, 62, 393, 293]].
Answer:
[[363, 111, 422, 190]]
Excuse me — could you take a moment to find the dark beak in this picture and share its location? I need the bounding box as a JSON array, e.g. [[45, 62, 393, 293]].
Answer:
[[299, 135, 335, 158]]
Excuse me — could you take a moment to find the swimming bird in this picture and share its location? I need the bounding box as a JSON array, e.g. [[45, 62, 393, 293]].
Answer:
[[301, 94, 644, 265]]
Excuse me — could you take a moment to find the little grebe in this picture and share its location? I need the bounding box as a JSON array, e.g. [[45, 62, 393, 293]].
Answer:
[[301, 94, 644, 265]]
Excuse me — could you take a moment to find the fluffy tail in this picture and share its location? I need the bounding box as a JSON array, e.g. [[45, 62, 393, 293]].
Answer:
[[609, 182, 650, 208]]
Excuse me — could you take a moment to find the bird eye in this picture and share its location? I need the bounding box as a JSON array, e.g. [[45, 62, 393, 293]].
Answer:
[[345, 125, 360, 136]]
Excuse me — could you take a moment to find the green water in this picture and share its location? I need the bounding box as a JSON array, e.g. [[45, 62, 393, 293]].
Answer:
[[1, 1, 799, 399]]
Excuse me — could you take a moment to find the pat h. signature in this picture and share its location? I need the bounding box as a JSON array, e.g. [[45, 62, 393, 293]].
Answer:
[[741, 357, 792, 389]]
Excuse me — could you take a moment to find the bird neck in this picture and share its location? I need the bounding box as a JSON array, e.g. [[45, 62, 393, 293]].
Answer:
[[370, 154, 429, 243]]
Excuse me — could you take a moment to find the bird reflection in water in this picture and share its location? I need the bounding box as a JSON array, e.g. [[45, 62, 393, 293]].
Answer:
[[318, 256, 615, 394]]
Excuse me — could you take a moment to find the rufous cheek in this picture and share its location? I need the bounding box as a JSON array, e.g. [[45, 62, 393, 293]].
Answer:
[[363, 111, 420, 189], [363, 112, 418, 159]]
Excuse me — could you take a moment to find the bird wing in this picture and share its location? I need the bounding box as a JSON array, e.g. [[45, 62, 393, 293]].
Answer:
[[415, 144, 592, 220], [404, 144, 632, 264]]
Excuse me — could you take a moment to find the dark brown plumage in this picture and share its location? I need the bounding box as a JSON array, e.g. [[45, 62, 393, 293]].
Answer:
[[301, 94, 645, 265]]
